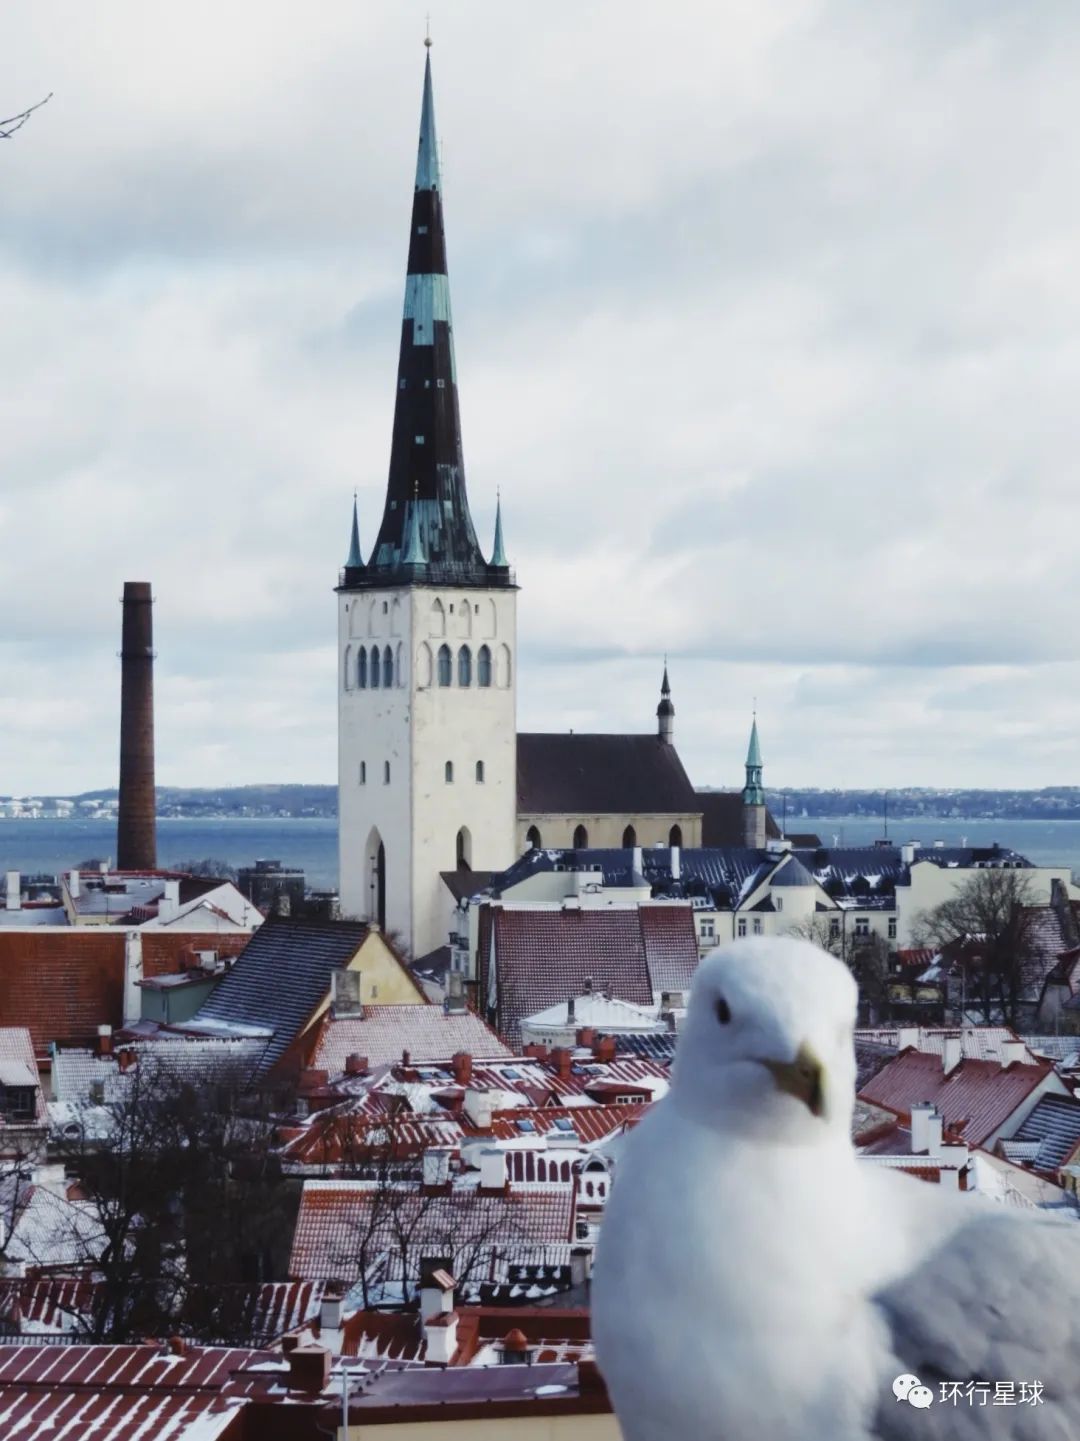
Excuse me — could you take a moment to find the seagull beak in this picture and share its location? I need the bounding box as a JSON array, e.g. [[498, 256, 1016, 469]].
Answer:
[[761, 1042, 827, 1119]]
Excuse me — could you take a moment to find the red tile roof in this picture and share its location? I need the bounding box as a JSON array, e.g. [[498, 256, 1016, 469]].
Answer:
[[310, 1005, 511, 1073], [289, 1180, 576, 1282], [0, 1342, 321, 1439], [859, 1050, 1055, 1147], [336, 1305, 593, 1367], [0, 932, 126, 1054], [489, 1103, 643, 1145], [141, 932, 249, 980], [480, 906, 694, 1045], [639, 906, 699, 995]]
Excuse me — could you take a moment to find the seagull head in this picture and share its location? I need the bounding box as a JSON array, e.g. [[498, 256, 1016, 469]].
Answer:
[[671, 937, 858, 1143]]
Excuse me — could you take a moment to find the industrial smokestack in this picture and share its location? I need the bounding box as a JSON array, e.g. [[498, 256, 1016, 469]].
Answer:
[[117, 581, 157, 871]]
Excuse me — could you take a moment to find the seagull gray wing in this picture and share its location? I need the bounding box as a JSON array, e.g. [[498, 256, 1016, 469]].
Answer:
[[871, 1209, 1080, 1441]]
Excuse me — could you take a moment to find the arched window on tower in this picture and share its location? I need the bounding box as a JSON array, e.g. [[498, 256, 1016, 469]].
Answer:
[[437, 644, 452, 687], [357, 647, 368, 689], [622, 825, 637, 848], [371, 646, 381, 689], [669, 824, 683, 847], [383, 645, 393, 688], [456, 827, 472, 871], [384, 761, 391, 784], [458, 645, 472, 687], [476, 760, 485, 783], [573, 824, 589, 849], [478, 645, 492, 687], [526, 826, 542, 850], [445, 760, 454, 783]]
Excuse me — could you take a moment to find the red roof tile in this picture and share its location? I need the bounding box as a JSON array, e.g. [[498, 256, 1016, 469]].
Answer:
[[859, 1050, 1055, 1147], [639, 906, 699, 995], [141, 932, 249, 980], [289, 1180, 576, 1282], [0, 932, 125, 1054], [310, 1006, 511, 1073]]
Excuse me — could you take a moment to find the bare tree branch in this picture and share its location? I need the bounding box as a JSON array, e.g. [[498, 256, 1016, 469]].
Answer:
[[1, 93, 52, 141]]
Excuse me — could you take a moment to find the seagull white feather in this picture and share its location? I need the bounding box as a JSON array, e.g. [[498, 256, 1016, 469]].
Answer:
[[592, 937, 1080, 1441]]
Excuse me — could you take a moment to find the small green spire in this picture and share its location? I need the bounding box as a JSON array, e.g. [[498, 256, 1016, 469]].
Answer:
[[491, 492, 508, 567], [401, 484, 427, 566], [345, 493, 364, 569], [746, 716, 762, 769]]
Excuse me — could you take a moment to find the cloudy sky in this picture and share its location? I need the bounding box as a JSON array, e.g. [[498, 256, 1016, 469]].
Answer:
[[3, 1, 1079, 795]]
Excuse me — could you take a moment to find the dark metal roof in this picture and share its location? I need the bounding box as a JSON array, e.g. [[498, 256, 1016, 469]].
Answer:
[[1011, 1093, 1080, 1170], [193, 918, 371, 1072], [769, 855, 818, 888], [517, 734, 698, 815], [339, 55, 510, 593]]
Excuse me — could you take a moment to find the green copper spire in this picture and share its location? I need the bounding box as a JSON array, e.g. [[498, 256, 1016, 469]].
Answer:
[[743, 715, 765, 807], [345, 493, 364, 570], [491, 492, 508, 567], [401, 487, 427, 567]]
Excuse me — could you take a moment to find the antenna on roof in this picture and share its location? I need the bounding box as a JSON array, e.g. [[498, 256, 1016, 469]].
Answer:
[[883, 790, 889, 841]]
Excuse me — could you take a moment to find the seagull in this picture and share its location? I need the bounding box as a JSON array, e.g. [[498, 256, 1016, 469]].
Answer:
[[592, 937, 1080, 1441]]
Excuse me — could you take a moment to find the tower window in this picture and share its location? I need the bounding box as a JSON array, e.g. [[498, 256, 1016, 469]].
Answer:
[[526, 826, 542, 850], [445, 760, 454, 783], [417, 224, 428, 234], [458, 645, 472, 686], [437, 644, 452, 686], [669, 824, 683, 847], [371, 647, 381, 689], [382, 601, 388, 613], [415, 435, 425, 444], [384, 762, 391, 784], [359, 762, 366, 784], [456, 828, 472, 871], [383, 644, 393, 688], [399, 378, 406, 389], [573, 824, 589, 849], [478, 645, 492, 687], [622, 825, 636, 848], [437, 379, 446, 389], [357, 647, 368, 689], [476, 760, 485, 783]]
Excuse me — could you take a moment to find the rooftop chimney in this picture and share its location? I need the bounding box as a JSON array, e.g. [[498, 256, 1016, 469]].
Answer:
[[910, 1101, 943, 1157], [942, 1034, 962, 1076], [117, 582, 157, 871], [551, 1047, 573, 1079], [1000, 1039, 1027, 1069]]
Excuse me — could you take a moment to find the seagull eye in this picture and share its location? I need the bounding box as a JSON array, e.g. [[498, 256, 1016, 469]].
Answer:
[[716, 996, 732, 1025]]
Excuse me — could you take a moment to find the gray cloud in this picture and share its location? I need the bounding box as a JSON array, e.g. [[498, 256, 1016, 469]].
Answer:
[[3, 0, 1080, 794]]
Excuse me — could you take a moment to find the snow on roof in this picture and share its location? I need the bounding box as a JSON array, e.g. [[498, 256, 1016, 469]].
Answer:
[[522, 995, 663, 1034], [311, 1005, 511, 1073]]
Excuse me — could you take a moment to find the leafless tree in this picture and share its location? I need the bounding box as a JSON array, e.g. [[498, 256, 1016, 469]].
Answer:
[[1, 94, 52, 141], [47, 1053, 298, 1342], [912, 868, 1039, 1026]]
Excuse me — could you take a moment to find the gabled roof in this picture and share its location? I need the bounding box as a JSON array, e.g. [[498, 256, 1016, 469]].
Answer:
[[0, 1030, 45, 1123], [192, 918, 374, 1073], [309, 1005, 511, 1073], [769, 855, 818, 888], [859, 1050, 1055, 1148], [517, 734, 698, 815], [478, 905, 694, 1046], [289, 1179, 576, 1282]]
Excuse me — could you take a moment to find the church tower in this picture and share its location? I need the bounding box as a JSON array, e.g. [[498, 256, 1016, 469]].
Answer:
[[742, 716, 766, 849], [337, 47, 518, 959]]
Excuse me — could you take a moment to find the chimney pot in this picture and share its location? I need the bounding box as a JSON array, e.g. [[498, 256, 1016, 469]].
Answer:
[[451, 1051, 473, 1085], [551, 1047, 573, 1079], [344, 1053, 368, 1077], [287, 1345, 331, 1393], [576, 1027, 596, 1048], [593, 1036, 617, 1064]]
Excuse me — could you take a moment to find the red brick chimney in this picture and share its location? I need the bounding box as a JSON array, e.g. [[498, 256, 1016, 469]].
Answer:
[[551, 1047, 573, 1079], [287, 1345, 331, 1393], [593, 1036, 617, 1064], [451, 1051, 473, 1086], [116, 581, 157, 871], [344, 1053, 369, 1077], [576, 1027, 596, 1048]]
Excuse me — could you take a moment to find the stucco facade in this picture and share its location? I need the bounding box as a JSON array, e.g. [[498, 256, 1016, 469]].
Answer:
[[516, 812, 700, 853], [339, 586, 518, 960]]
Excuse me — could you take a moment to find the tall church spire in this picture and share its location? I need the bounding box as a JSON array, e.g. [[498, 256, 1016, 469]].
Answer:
[[344, 493, 364, 575], [490, 492, 508, 568], [340, 49, 511, 592]]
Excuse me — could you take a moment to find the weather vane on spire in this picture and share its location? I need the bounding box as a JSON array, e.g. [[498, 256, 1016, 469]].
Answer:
[[424, 15, 432, 48]]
